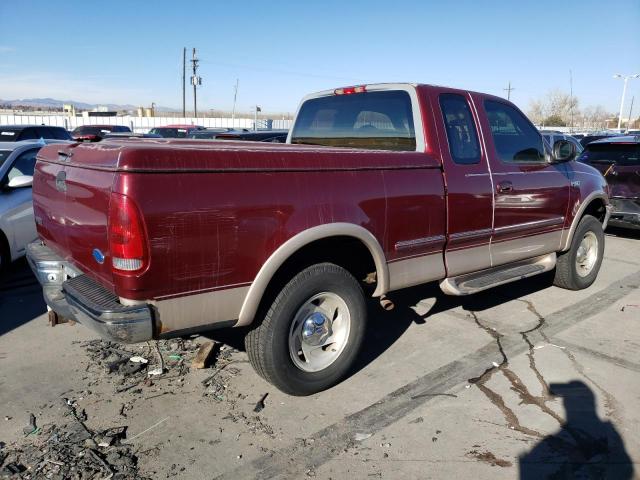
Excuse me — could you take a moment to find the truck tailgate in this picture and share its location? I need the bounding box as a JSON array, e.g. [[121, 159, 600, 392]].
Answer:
[[33, 144, 115, 288]]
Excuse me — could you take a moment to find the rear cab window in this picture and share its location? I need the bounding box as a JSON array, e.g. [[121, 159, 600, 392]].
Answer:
[[439, 94, 481, 164], [291, 90, 417, 151]]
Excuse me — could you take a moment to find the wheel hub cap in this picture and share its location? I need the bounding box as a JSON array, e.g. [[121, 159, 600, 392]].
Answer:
[[288, 292, 351, 373], [575, 231, 598, 278], [301, 312, 332, 346]]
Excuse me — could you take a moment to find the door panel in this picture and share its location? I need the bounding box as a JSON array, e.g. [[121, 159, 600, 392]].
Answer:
[[429, 89, 494, 276], [475, 96, 569, 266]]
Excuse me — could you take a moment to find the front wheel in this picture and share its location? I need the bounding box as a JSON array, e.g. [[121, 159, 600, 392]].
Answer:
[[245, 263, 367, 396], [553, 214, 604, 290]]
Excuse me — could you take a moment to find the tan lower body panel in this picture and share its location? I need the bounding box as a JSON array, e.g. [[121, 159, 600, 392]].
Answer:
[[491, 230, 563, 267], [153, 285, 250, 335], [387, 253, 446, 292]]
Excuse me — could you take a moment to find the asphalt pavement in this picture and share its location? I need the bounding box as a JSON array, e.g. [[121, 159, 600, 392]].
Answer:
[[1, 227, 639, 479]]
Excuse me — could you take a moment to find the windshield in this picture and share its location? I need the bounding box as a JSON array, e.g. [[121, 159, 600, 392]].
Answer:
[[579, 143, 640, 166], [0, 150, 11, 166], [291, 90, 416, 151]]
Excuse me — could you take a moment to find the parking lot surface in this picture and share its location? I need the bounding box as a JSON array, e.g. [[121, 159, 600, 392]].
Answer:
[[1, 228, 639, 479]]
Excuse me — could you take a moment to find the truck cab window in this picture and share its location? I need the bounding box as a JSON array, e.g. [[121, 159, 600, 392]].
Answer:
[[291, 90, 416, 151], [439, 94, 481, 165], [484, 100, 544, 164]]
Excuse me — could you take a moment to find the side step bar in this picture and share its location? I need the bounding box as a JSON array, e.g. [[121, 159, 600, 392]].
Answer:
[[440, 253, 556, 296]]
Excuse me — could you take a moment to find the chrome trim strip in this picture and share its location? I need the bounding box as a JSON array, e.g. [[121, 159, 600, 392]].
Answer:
[[394, 235, 445, 251], [388, 253, 446, 291], [493, 216, 565, 234], [449, 228, 493, 240], [237, 223, 389, 326]]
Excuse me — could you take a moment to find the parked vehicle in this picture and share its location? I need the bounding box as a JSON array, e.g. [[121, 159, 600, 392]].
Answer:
[[71, 125, 132, 142], [148, 125, 205, 138], [215, 130, 289, 143], [102, 132, 162, 139], [28, 83, 611, 395], [578, 135, 640, 229], [0, 125, 71, 142], [188, 128, 244, 139], [0, 140, 70, 270], [540, 131, 583, 154], [580, 133, 618, 147]]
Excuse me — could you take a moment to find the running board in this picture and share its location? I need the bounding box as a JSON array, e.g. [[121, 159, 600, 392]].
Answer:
[[440, 253, 556, 296]]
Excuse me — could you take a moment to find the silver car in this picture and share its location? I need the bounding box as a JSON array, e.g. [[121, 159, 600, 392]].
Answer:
[[0, 140, 69, 270]]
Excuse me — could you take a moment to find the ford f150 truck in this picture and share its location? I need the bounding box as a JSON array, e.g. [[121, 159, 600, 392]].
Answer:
[[28, 83, 611, 395]]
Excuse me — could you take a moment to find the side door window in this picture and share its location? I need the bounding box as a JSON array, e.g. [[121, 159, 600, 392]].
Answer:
[[439, 94, 481, 164], [484, 100, 545, 164], [17, 128, 38, 141]]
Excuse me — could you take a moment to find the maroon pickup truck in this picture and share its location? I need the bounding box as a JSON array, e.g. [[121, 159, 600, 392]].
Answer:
[[28, 83, 611, 395]]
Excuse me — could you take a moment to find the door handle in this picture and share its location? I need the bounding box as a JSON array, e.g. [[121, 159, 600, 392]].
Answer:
[[496, 181, 513, 194]]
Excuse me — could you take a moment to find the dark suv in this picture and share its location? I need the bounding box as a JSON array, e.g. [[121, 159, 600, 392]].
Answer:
[[0, 125, 72, 142], [578, 135, 640, 229]]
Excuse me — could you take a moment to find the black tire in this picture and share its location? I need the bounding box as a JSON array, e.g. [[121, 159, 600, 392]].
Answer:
[[553, 215, 604, 290], [245, 262, 367, 396]]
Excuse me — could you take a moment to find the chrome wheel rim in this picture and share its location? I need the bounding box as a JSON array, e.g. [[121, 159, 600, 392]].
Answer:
[[575, 231, 598, 277], [288, 292, 351, 373]]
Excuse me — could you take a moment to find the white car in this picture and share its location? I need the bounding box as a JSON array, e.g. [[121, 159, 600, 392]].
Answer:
[[0, 140, 69, 270]]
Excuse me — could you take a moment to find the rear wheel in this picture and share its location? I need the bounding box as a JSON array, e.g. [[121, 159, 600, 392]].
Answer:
[[245, 263, 367, 396], [554, 215, 604, 290]]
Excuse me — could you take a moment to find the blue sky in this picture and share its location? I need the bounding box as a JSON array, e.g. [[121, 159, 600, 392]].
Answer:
[[1, 0, 639, 115]]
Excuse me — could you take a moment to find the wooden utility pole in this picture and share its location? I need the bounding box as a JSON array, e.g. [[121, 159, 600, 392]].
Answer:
[[182, 47, 186, 117], [504, 81, 514, 100]]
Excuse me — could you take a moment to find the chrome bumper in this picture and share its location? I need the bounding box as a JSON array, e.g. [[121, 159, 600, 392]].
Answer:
[[26, 242, 154, 343], [603, 204, 613, 230]]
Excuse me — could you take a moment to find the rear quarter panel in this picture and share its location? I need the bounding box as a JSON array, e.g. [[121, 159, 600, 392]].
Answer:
[[115, 151, 446, 301]]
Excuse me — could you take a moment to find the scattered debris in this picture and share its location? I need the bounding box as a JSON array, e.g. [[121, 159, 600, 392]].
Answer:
[[467, 449, 513, 468], [253, 393, 269, 413], [410, 392, 458, 400], [354, 432, 372, 441], [191, 341, 219, 369], [129, 356, 149, 364], [409, 417, 424, 424], [621, 304, 639, 312], [22, 414, 37, 436], [0, 398, 144, 479]]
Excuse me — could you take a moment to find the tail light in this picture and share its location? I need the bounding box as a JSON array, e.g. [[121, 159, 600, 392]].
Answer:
[[108, 192, 148, 272]]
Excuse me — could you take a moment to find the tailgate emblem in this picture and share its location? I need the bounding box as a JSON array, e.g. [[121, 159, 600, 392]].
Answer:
[[92, 249, 105, 264], [55, 171, 67, 192]]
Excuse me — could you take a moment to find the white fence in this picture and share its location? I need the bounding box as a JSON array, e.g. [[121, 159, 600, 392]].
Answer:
[[0, 114, 293, 133]]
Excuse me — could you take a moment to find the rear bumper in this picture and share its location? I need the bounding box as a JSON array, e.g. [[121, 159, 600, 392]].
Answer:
[[607, 198, 640, 229], [26, 242, 153, 343]]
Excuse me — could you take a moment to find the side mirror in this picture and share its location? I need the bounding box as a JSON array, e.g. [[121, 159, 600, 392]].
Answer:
[[7, 175, 33, 189], [551, 140, 576, 163]]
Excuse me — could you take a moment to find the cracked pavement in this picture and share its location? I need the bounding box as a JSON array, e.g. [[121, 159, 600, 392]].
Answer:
[[1, 227, 639, 479]]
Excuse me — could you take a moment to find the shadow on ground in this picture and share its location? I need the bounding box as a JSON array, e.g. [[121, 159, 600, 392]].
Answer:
[[0, 258, 46, 336], [519, 380, 634, 479]]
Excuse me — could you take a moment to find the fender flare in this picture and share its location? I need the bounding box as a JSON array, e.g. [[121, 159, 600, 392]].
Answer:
[[236, 223, 389, 326], [560, 191, 609, 251]]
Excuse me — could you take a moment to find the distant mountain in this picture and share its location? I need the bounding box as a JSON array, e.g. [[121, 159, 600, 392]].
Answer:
[[0, 97, 178, 112]]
